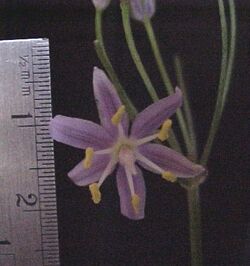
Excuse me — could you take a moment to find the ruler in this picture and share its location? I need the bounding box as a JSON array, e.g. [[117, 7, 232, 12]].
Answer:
[[0, 39, 60, 266]]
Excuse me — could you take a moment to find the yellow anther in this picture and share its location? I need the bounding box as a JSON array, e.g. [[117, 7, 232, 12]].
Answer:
[[158, 119, 172, 141], [162, 171, 177, 183], [111, 105, 125, 126], [131, 194, 140, 213], [89, 183, 101, 204], [83, 147, 94, 169]]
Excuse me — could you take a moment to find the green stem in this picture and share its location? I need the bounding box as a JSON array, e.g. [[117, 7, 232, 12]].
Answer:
[[143, 18, 174, 94], [143, 18, 193, 157], [120, 1, 159, 101], [95, 9, 137, 119], [200, 0, 236, 165], [168, 130, 182, 153], [221, 0, 237, 106], [174, 55, 198, 161], [120, 2, 182, 152], [187, 186, 202, 266]]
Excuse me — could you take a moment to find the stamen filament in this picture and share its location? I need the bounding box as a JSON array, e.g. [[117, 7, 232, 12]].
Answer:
[[95, 148, 113, 155], [118, 123, 125, 137], [124, 166, 135, 196], [136, 153, 163, 174], [135, 133, 158, 146], [98, 159, 116, 187], [111, 105, 125, 126], [136, 153, 177, 183], [83, 147, 94, 169]]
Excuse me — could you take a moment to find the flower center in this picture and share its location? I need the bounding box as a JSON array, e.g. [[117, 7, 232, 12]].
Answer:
[[118, 145, 137, 175]]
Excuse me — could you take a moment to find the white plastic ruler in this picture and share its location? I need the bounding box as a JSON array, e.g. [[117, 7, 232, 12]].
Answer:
[[0, 39, 60, 266]]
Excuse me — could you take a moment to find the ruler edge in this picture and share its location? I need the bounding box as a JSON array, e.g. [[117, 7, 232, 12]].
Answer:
[[0, 38, 60, 266]]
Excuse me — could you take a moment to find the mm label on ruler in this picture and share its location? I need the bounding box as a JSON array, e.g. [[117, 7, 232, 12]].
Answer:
[[0, 39, 60, 266]]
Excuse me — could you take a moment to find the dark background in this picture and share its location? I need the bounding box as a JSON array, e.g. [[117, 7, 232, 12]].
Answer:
[[1, 1, 250, 265]]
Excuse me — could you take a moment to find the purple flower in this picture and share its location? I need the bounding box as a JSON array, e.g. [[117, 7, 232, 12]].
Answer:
[[50, 67, 205, 220], [92, 0, 111, 10], [130, 0, 156, 22]]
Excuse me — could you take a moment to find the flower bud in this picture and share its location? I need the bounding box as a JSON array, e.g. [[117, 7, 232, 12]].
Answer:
[[92, 0, 111, 10], [130, 0, 156, 22]]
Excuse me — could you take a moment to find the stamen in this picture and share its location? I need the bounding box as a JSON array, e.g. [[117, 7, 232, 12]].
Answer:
[[124, 166, 135, 195], [98, 159, 116, 187], [95, 148, 113, 155], [158, 119, 172, 141], [83, 147, 94, 169], [131, 194, 140, 213], [89, 183, 101, 204], [135, 133, 158, 146], [136, 153, 163, 173], [162, 171, 177, 183], [136, 153, 177, 182], [111, 105, 125, 126]]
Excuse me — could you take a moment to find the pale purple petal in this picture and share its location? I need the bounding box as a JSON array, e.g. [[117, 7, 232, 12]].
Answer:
[[50, 115, 113, 150], [138, 143, 206, 177], [93, 67, 129, 135], [130, 0, 156, 22], [92, 0, 111, 10], [131, 87, 182, 139], [68, 154, 111, 186], [116, 166, 146, 220]]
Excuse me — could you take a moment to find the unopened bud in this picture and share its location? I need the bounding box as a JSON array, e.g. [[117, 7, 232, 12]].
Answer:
[[130, 0, 156, 22], [92, 0, 111, 10]]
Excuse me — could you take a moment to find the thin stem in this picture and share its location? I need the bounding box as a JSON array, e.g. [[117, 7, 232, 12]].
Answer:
[[120, 1, 159, 101], [174, 55, 198, 160], [143, 18, 174, 94], [95, 9, 137, 119], [187, 186, 202, 266], [222, 0, 237, 106], [200, 0, 236, 165], [143, 18, 194, 157], [120, 2, 183, 152], [168, 130, 182, 153]]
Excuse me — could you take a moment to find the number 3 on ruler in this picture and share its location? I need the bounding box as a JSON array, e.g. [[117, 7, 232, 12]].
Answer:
[[16, 193, 38, 207]]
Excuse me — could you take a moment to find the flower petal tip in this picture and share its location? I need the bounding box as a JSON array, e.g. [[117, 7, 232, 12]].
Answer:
[[199, 165, 208, 177], [122, 213, 145, 221], [93, 67, 109, 88], [93, 66, 104, 78], [174, 86, 183, 103], [175, 86, 182, 94], [193, 164, 207, 178]]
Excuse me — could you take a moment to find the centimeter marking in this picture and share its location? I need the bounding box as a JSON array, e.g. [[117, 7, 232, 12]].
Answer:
[[0, 39, 60, 266]]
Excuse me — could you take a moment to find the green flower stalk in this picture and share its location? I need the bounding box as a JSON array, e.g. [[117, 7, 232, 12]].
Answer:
[[174, 55, 197, 160], [120, 0, 182, 152], [143, 17, 196, 158], [94, 6, 137, 119], [201, 0, 236, 165], [121, 1, 158, 101]]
